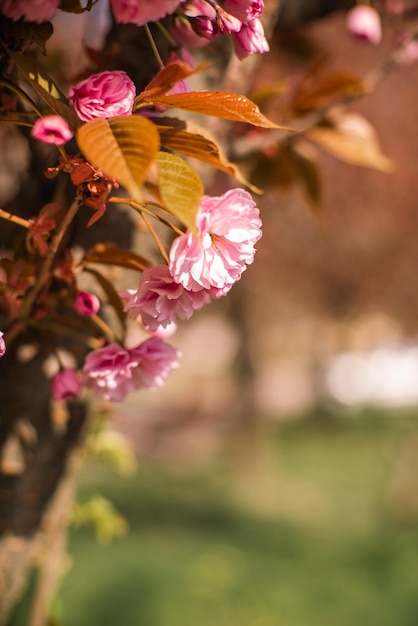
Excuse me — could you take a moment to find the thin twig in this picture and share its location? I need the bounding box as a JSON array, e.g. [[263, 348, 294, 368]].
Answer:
[[108, 196, 185, 235], [0, 208, 29, 229], [19, 187, 85, 320], [144, 24, 165, 69], [140, 211, 170, 263]]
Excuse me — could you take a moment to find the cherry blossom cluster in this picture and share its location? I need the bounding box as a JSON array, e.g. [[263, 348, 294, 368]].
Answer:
[[121, 188, 262, 333], [0, 0, 269, 61], [44, 186, 261, 403], [169, 0, 269, 59], [0, 0, 264, 405]]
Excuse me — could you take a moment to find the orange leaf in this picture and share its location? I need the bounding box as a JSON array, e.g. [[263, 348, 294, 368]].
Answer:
[[291, 70, 364, 116], [134, 90, 287, 129], [309, 112, 394, 172], [82, 243, 151, 272], [140, 61, 208, 100]]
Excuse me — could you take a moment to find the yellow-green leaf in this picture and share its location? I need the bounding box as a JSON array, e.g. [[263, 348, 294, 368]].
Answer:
[[76, 116, 160, 203], [157, 152, 203, 232], [156, 117, 261, 192], [134, 91, 287, 129], [7, 49, 81, 129]]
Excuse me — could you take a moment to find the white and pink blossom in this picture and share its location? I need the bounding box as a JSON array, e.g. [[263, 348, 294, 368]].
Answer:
[[31, 115, 73, 146], [52, 369, 82, 401], [346, 5, 382, 45], [68, 71, 136, 122], [232, 18, 269, 59], [0, 0, 58, 23], [110, 0, 181, 26], [0, 331, 5, 358], [82, 338, 180, 401], [169, 188, 262, 292], [121, 265, 211, 331]]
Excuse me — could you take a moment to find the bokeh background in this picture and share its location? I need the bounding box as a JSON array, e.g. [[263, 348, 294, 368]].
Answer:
[[11, 3, 418, 625]]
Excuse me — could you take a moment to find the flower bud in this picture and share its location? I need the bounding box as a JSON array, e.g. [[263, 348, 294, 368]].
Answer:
[[31, 115, 73, 146], [52, 369, 82, 401], [73, 291, 100, 316], [346, 5, 382, 45]]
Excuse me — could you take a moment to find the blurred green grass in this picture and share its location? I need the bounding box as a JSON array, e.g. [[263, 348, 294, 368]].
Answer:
[[60, 410, 418, 626]]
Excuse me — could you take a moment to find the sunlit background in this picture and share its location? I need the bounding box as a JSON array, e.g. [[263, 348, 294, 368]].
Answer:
[[10, 3, 418, 625]]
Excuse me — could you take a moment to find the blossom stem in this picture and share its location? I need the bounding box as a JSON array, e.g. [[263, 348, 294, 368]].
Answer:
[[155, 20, 178, 48], [90, 313, 119, 343], [140, 211, 170, 263], [19, 186, 85, 319], [107, 197, 184, 235], [0, 208, 30, 229], [0, 78, 43, 118], [144, 24, 165, 69], [0, 119, 34, 128]]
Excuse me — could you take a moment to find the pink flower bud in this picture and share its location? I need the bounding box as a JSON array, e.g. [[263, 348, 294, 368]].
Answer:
[[232, 18, 270, 60], [31, 115, 73, 146], [52, 369, 82, 401], [0, 0, 58, 23], [402, 39, 418, 64], [346, 5, 382, 45], [170, 1, 219, 48], [189, 15, 220, 40], [68, 71, 136, 122], [110, 0, 181, 26], [0, 331, 6, 357], [73, 291, 100, 316]]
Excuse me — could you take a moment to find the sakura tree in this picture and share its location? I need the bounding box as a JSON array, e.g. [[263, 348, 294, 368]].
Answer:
[[0, 0, 417, 622]]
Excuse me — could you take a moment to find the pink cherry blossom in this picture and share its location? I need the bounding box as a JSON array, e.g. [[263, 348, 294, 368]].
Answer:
[[169, 188, 262, 292], [110, 0, 181, 26], [68, 71, 136, 122], [232, 18, 269, 59], [73, 291, 100, 316], [31, 115, 73, 146], [218, 9, 242, 35], [82, 338, 180, 401], [222, 0, 264, 23], [0, 331, 5, 357], [150, 321, 178, 338], [346, 5, 382, 45], [0, 0, 58, 23], [129, 337, 180, 389], [52, 369, 82, 401], [121, 265, 211, 331]]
